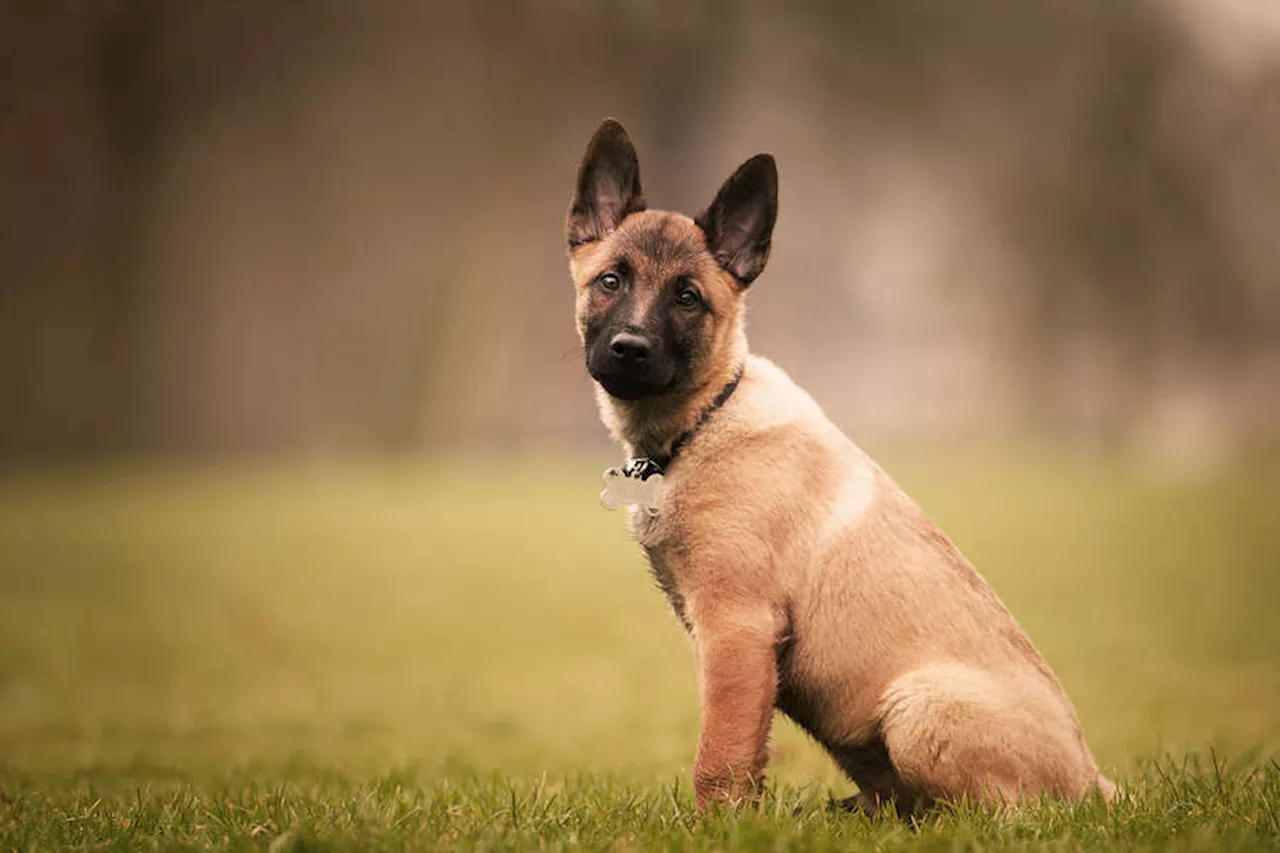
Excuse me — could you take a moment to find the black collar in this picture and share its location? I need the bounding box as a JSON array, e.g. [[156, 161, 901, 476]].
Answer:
[[623, 364, 745, 481]]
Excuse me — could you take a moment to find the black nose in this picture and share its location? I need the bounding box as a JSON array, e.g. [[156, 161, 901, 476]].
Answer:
[[609, 331, 651, 362]]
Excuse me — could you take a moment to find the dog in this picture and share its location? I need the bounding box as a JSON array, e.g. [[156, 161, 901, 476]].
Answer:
[[565, 118, 1116, 814]]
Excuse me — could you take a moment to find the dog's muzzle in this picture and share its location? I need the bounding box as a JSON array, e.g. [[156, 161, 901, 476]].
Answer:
[[588, 330, 673, 400]]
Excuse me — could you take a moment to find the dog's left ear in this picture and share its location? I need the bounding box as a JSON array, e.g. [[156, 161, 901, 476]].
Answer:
[[696, 154, 778, 286]]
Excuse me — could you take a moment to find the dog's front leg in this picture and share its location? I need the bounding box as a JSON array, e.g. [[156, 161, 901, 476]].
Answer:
[[688, 597, 782, 810]]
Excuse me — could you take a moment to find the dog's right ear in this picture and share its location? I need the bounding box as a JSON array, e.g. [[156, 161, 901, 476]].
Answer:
[[567, 119, 646, 250]]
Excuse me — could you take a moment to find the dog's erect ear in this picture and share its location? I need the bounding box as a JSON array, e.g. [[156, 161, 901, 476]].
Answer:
[[567, 119, 646, 249], [696, 154, 778, 285]]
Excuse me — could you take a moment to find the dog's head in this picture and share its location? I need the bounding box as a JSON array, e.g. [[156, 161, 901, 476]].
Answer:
[[565, 119, 776, 401]]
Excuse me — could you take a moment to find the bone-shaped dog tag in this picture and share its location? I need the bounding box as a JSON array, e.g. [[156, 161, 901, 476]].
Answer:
[[601, 467, 665, 517]]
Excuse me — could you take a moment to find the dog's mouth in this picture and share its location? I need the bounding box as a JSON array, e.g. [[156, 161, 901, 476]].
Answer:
[[589, 367, 674, 401]]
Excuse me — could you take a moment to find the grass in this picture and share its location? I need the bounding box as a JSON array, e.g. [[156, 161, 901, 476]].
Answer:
[[3, 758, 1279, 850], [0, 446, 1277, 849]]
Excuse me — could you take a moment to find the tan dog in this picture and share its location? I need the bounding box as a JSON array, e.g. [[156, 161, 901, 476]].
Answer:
[[566, 119, 1115, 814]]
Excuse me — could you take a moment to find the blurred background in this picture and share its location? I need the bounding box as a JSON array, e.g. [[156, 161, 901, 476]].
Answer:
[[0, 0, 1277, 785], [3, 0, 1279, 465]]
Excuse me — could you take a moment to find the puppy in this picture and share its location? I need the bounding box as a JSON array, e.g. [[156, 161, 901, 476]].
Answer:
[[566, 118, 1115, 814]]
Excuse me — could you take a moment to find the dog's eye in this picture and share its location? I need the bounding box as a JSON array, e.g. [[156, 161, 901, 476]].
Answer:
[[676, 287, 701, 308], [597, 273, 621, 292]]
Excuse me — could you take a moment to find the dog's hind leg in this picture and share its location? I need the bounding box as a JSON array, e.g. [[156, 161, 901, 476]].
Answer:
[[875, 664, 1102, 807]]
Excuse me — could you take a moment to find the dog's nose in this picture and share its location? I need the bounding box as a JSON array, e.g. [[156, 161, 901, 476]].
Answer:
[[609, 331, 650, 362]]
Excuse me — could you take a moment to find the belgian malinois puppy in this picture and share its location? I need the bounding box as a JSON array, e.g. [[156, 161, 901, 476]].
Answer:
[[565, 119, 1115, 814]]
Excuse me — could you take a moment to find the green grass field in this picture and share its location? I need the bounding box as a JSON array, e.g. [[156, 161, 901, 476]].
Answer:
[[1, 447, 1277, 849]]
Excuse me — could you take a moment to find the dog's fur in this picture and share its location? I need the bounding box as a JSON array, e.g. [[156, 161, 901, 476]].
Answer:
[[565, 119, 1115, 814]]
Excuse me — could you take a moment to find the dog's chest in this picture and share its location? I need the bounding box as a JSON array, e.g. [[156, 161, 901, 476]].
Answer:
[[640, 546, 690, 630], [627, 507, 693, 630]]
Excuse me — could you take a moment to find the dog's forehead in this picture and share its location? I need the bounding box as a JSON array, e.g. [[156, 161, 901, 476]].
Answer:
[[614, 211, 707, 270]]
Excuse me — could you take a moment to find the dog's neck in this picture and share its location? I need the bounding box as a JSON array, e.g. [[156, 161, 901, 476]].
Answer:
[[596, 340, 748, 463]]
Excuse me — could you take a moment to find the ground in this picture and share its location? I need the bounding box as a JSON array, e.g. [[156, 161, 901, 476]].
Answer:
[[0, 446, 1277, 850]]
